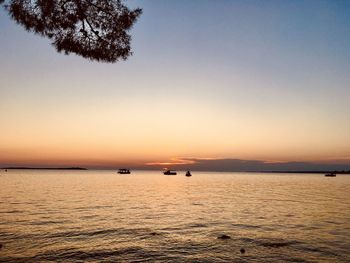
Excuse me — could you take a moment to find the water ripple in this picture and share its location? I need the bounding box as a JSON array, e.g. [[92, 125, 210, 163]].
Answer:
[[0, 171, 349, 262]]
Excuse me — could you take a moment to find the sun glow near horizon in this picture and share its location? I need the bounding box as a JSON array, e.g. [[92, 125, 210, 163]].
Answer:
[[1, 90, 350, 167]]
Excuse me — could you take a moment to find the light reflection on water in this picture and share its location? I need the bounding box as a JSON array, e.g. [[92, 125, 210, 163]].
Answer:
[[0, 170, 349, 262]]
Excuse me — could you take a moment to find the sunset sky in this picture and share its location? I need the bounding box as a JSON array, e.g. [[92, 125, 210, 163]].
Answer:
[[1, 0, 350, 169]]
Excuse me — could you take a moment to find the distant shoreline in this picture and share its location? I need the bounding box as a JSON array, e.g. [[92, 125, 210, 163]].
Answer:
[[2, 167, 87, 170], [258, 170, 350, 174], [1, 167, 349, 174]]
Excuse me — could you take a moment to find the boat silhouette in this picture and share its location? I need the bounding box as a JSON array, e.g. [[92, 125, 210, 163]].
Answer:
[[185, 171, 192, 177], [163, 170, 177, 175], [118, 169, 131, 174]]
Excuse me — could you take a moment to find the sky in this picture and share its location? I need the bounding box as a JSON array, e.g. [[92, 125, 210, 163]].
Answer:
[[1, 0, 350, 169]]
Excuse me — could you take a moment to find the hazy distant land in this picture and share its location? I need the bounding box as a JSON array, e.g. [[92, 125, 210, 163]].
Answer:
[[261, 170, 350, 174], [2, 167, 87, 170], [2, 167, 349, 174]]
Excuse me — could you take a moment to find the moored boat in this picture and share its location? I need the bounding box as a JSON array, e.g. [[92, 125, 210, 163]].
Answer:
[[163, 170, 177, 175], [325, 172, 336, 177], [185, 171, 192, 177], [118, 169, 131, 174]]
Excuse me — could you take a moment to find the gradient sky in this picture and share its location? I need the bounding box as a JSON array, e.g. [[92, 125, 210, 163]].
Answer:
[[1, 0, 350, 168]]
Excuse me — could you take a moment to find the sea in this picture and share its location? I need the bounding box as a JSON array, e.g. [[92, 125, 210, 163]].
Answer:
[[0, 170, 349, 262]]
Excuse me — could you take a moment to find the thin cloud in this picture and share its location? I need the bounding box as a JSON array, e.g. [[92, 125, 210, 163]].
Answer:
[[145, 157, 197, 166], [143, 157, 350, 172]]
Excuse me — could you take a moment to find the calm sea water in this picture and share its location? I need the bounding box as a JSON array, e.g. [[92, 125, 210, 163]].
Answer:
[[0, 170, 349, 262]]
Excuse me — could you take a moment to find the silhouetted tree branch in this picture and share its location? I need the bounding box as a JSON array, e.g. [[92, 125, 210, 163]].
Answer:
[[1, 0, 142, 62]]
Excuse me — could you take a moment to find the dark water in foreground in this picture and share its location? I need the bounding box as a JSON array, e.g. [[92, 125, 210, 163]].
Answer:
[[0, 170, 349, 262]]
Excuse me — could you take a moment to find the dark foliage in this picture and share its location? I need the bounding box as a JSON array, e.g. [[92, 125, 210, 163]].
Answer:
[[1, 0, 142, 62]]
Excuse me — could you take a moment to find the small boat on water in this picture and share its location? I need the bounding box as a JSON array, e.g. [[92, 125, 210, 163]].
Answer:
[[325, 172, 336, 177], [185, 171, 192, 177], [163, 170, 177, 175], [118, 169, 131, 174]]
